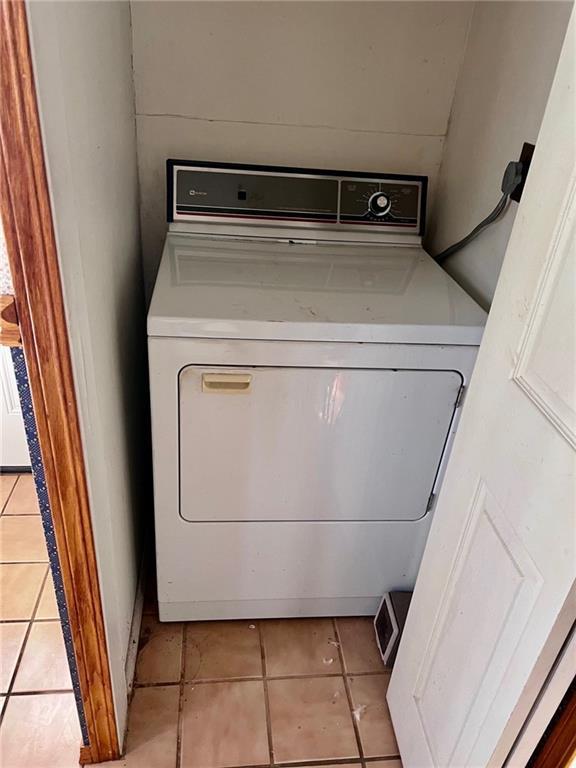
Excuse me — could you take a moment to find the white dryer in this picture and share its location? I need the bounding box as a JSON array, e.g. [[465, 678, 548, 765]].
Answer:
[[148, 161, 486, 621]]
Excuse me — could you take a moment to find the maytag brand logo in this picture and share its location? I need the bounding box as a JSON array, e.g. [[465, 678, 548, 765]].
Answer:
[[188, 189, 208, 197]]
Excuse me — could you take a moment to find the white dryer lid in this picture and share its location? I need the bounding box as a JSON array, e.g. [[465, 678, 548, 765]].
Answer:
[[147, 233, 487, 345]]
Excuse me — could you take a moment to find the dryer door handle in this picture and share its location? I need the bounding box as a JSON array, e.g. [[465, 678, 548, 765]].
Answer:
[[201, 373, 252, 393]]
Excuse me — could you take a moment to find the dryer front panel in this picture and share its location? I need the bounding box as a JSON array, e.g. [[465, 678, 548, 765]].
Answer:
[[178, 366, 461, 523]]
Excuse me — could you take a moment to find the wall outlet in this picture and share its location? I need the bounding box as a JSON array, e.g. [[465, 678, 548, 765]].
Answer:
[[511, 142, 536, 203]]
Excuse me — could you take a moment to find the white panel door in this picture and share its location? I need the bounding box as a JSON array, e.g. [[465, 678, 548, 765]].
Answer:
[[0, 348, 29, 468], [179, 366, 461, 523], [388, 15, 575, 768]]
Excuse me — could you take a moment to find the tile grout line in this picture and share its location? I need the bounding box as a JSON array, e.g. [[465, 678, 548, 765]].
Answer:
[[199, 758, 366, 768], [0, 475, 20, 515], [134, 668, 390, 688], [1, 617, 60, 624], [0, 513, 42, 517], [257, 621, 275, 766], [332, 618, 365, 762], [0, 560, 50, 566], [7, 688, 74, 696], [175, 622, 187, 768], [174, 760, 402, 768], [0, 564, 50, 726], [214, 757, 362, 768]]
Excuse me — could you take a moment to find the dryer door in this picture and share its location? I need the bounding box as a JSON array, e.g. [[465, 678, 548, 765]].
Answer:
[[179, 366, 461, 522]]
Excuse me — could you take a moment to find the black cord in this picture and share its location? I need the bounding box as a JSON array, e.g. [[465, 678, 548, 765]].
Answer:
[[435, 161, 523, 264], [436, 194, 509, 264]]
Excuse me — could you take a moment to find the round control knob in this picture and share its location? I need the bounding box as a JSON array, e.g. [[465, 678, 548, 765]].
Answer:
[[368, 191, 391, 217]]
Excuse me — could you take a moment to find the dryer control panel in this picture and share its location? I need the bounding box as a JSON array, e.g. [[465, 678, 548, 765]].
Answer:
[[168, 160, 427, 236]]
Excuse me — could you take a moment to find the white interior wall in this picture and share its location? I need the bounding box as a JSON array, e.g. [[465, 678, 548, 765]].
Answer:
[[130, 1, 475, 296], [26, 0, 147, 741], [427, 1, 572, 309]]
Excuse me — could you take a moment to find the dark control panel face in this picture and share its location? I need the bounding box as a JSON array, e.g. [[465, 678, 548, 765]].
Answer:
[[168, 160, 427, 235]]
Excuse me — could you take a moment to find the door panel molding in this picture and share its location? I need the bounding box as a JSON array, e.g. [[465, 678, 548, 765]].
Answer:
[[0, 1, 119, 762], [413, 480, 543, 766], [513, 175, 576, 448]]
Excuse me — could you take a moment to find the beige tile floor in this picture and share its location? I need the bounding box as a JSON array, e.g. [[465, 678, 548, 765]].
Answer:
[[0, 473, 80, 768], [100, 583, 403, 768]]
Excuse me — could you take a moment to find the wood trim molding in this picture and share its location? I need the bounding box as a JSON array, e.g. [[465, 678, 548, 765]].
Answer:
[[0, 2, 119, 762], [0, 295, 21, 347], [530, 680, 576, 768]]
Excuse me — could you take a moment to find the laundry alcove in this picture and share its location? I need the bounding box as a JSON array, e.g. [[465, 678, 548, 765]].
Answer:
[[19, 0, 572, 757]]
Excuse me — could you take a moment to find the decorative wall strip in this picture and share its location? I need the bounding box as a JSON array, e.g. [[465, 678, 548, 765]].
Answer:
[[11, 347, 89, 745]]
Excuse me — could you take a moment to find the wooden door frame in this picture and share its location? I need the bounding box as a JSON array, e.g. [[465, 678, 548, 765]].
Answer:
[[0, 1, 119, 763], [529, 679, 576, 768]]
